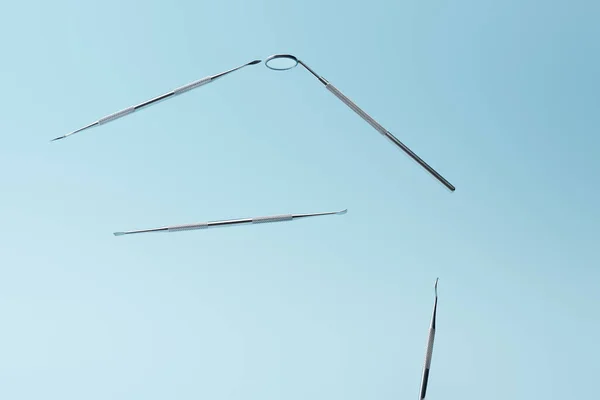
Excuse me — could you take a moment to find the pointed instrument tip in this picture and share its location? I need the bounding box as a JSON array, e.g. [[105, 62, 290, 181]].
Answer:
[[248, 59, 262, 65], [52, 122, 99, 142], [113, 232, 126, 236], [336, 209, 348, 215], [434, 278, 439, 295]]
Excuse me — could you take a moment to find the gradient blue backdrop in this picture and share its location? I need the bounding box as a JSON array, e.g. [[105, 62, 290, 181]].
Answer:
[[1, 0, 598, 399]]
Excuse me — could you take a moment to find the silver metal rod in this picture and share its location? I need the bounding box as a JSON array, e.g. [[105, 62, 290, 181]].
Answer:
[[295, 59, 455, 191], [419, 278, 438, 400], [113, 209, 347, 236], [52, 59, 261, 142]]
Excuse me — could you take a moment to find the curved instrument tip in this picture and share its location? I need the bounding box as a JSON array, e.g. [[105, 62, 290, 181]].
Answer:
[[434, 278, 439, 296], [248, 59, 262, 65], [292, 208, 348, 219]]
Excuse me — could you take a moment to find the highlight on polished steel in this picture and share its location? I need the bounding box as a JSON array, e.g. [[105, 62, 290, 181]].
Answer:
[[51, 59, 262, 142], [418, 278, 439, 400], [113, 209, 348, 237], [264, 54, 455, 191]]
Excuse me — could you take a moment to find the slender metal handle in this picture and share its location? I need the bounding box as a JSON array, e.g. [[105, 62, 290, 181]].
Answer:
[[167, 222, 209, 232], [325, 83, 455, 191], [419, 278, 439, 400], [326, 84, 387, 135], [113, 209, 345, 237], [52, 59, 260, 142], [98, 106, 136, 125], [173, 77, 212, 96], [419, 328, 436, 400], [423, 328, 435, 369], [252, 214, 294, 224], [97, 76, 210, 126]]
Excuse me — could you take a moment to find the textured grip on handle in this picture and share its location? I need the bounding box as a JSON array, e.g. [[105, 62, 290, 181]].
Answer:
[[173, 77, 212, 95], [326, 84, 388, 136], [168, 222, 209, 232], [252, 214, 293, 224], [327, 82, 455, 192], [423, 328, 435, 369], [98, 106, 136, 125]]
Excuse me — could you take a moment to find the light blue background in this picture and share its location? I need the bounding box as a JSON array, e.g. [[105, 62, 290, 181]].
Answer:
[[1, 0, 598, 399]]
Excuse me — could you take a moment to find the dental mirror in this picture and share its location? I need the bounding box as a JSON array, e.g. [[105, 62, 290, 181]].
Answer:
[[265, 54, 299, 71]]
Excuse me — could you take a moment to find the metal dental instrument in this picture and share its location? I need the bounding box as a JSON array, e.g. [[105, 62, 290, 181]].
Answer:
[[418, 278, 439, 400], [52, 59, 262, 142], [264, 54, 455, 192], [113, 209, 348, 236]]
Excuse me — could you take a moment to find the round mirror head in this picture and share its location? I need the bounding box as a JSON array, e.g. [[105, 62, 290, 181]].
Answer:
[[265, 54, 299, 71]]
